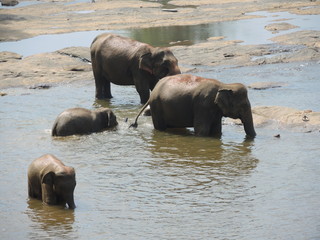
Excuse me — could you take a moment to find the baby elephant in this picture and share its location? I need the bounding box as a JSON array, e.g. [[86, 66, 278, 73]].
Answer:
[[52, 107, 118, 136], [28, 154, 76, 209]]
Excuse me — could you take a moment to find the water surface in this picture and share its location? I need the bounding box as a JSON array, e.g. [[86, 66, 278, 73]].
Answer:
[[1, 11, 319, 57], [1, 7, 320, 239], [1, 61, 319, 239]]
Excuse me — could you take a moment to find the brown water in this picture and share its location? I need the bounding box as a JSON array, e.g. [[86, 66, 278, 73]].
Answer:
[[1, 61, 319, 239], [1, 8, 320, 239]]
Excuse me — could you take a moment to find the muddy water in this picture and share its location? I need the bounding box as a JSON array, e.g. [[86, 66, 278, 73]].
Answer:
[[1, 9, 320, 239], [1, 61, 320, 239]]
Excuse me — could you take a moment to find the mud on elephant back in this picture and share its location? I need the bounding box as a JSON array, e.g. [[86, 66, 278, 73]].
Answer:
[[131, 74, 256, 138], [90, 33, 181, 104]]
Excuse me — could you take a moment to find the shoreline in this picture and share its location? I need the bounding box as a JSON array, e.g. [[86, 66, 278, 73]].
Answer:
[[1, 0, 319, 42], [0, 0, 319, 90]]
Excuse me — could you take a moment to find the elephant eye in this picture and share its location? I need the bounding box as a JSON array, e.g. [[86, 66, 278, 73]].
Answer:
[[162, 60, 170, 66], [159, 67, 169, 79]]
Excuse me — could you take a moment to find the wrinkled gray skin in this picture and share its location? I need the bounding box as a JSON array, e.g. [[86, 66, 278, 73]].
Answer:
[[90, 33, 181, 103], [52, 107, 117, 136], [28, 154, 76, 209], [132, 74, 256, 138]]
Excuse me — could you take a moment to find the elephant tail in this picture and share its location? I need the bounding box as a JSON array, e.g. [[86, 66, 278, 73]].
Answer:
[[129, 100, 150, 128]]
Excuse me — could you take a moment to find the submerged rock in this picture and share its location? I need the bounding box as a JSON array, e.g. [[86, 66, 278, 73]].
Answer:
[[1, 0, 19, 6], [248, 82, 287, 90], [265, 22, 298, 33]]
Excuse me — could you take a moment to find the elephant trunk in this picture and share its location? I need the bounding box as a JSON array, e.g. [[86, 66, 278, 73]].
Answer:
[[241, 108, 256, 138], [170, 65, 181, 75], [66, 195, 76, 209]]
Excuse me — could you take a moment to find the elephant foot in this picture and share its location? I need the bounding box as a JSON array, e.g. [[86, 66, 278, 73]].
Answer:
[[95, 94, 113, 100]]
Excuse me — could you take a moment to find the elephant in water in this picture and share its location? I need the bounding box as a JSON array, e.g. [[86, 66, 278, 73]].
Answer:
[[52, 107, 117, 136], [131, 74, 256, 138], [90, 33, 181, 103], [28, 154, 76, 209]]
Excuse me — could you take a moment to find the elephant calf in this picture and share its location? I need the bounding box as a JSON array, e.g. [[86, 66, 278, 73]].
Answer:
[[132, 74, 256, 138], [52, 107, 117, 136], [90, 33, 181, 103], [28, 154, 76, 209]]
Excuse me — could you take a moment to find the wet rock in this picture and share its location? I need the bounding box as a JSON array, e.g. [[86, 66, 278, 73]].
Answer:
[[265, 22, 298, 33], [169, 40, 192, 46], [1, 0, 19, 6], [29, 84, 52, 89], [223, 53, 235, 58], [271, 30, 320, 48], [0, 51, 92, 89], [248, 82, 287, 90], [226, 106, 320, 132], [67, 66, 89, 71], [0, 51, 22, 62], [162, 9, 178, 12], [56, 47, 91, 63], [252, 106, 320, 132], [0, 92, 8, 96]]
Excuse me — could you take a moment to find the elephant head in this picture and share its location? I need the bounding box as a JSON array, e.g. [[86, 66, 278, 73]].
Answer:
[[106, 110, 117, 128], [41, 168, 76, 209], [139, 48, 181, 88], [214, 84, 256, 138], [97, 108, 118, 128]]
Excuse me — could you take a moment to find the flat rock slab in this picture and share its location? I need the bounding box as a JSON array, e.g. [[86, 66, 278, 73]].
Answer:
[[265, 22, 298, 33], [227, 106, 320, 132]]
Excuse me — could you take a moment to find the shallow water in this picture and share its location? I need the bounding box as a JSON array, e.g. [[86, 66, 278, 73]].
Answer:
[[1, 61, 319, 239], [1, 6, 320, 238], [1, 11, 320, 57]]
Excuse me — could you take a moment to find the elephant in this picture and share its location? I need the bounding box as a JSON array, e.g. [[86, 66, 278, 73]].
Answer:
[[28, 154, 76, 209], [52, 107, 117, 136], [131, 74, 256, 138], [90, 33, 181, 103]]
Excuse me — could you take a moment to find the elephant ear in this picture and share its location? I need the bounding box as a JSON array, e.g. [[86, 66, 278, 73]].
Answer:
[[41, 171, 55, 185], [139, 52, 153, 75], [214, 89, 234, 112], [106, 111, 114, 127], [41, 171, 56, 204]]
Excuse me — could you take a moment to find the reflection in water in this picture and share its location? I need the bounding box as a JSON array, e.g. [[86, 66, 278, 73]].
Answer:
[[26, 199, 75, 239], [129, 23, 228, 47], [147, 130, 258, 186], [1, 62, 319, 239]]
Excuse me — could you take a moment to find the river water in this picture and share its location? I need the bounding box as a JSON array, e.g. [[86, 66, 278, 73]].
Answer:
[[1, 61, 319, 239], [1, 9, 320, 240]]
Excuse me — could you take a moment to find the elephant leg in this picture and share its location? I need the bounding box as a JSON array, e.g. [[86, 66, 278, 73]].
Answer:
[[194, 111, 222, 137], [209, 117, 222, 137], [138, 90, 150, 104], [194, 122, 211, 136], [93, 68, 112, 99], [101, 80, 112, 99], [28, 183, 34, 198], [134, 76, 150, 104], [151, 103, 167, 131]]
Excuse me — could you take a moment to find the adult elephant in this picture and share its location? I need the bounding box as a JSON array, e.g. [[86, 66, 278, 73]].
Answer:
[[90, 33, 181, 103], [131, 74, 256, 138], [52, 107, 117, 136], [28, 154, 76, 209]]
